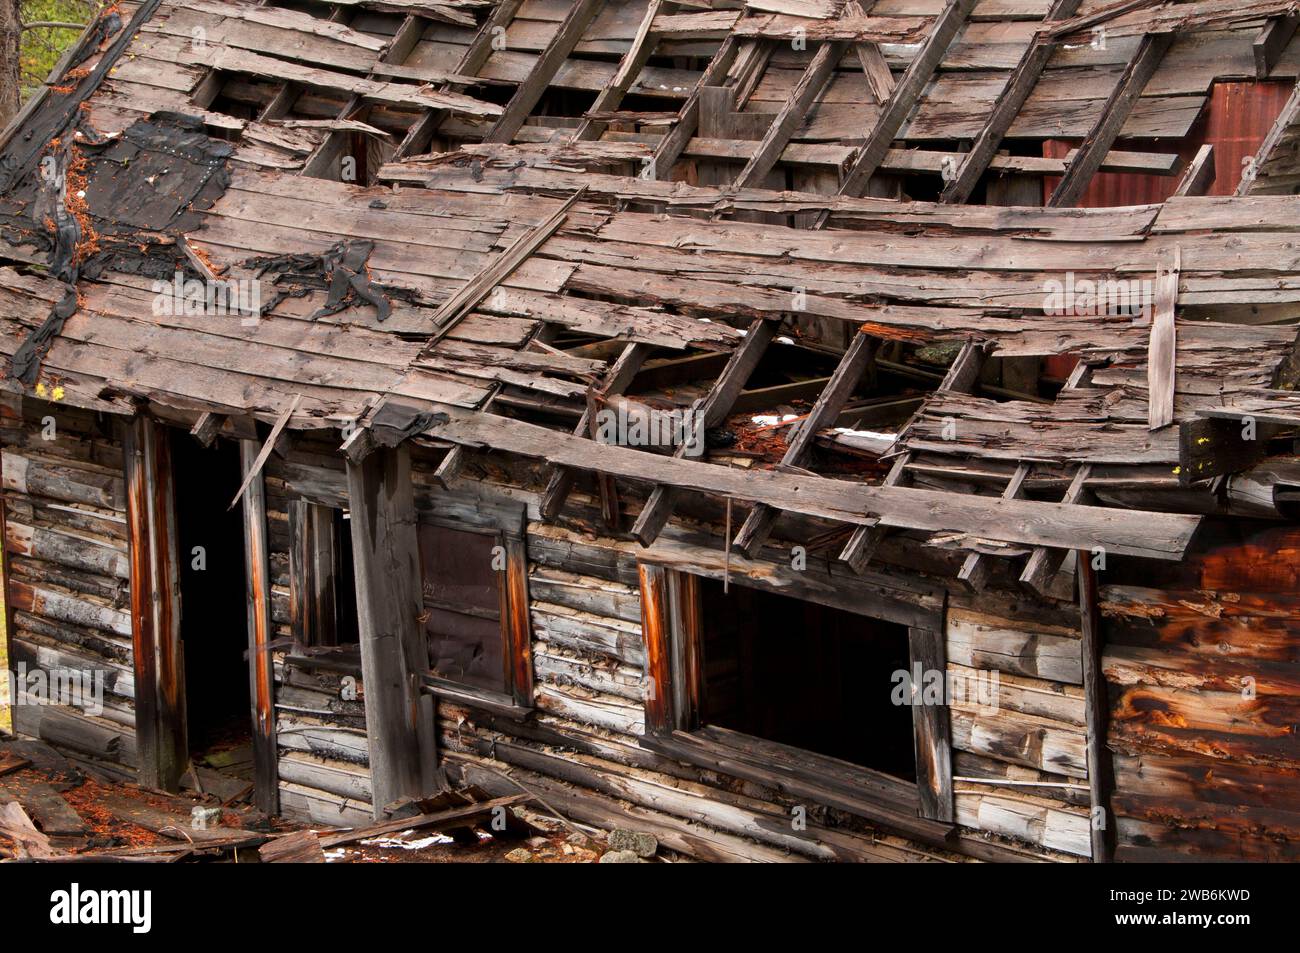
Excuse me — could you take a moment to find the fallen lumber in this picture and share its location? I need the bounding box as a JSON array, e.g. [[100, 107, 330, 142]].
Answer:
[[0, 801, 59, 859], [318, 793, 530, 849]]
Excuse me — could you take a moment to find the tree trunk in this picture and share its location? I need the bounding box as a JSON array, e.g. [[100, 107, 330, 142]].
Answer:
[[0, 0, 20, 128]]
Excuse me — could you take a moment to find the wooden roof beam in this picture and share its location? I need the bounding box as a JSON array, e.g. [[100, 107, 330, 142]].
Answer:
[[573, 0, 665, 143], [1172, 143, 1215, 196], [422, 405, 1203, 561], [1047, 32, 1174, 208], [834, 0, 977, 202], [632, 319, 776, 546], [733, 39, 847, 188], [840, 339, 987, 572], [300, 11, 425, 178], [540, 342, 654, 520], [484, 0, 607, 144], [1020, 464, 1091, 596], [399, 0, 526, 157], [939, 0, 1083, 204], [650, 36, 741, 178], [956, 461, 1030, 591], [732, 330, 880, 556]]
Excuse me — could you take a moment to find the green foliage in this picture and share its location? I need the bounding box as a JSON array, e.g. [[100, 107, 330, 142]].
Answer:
[[21, 0, 101, 97]]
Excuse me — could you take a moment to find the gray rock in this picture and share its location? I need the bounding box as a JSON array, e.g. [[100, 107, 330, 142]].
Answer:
[[598, 850, 646, 864], [190, 806, 222, 830], [608, 829, 657, 858], [504, 847, 537, 863]]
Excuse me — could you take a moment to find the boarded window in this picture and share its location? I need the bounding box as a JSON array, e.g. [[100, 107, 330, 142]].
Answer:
[[418, 523, 507, 695]]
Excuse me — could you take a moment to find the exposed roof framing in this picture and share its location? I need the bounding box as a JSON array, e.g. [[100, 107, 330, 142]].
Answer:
[[484, 0, 607, 143], [631, 318, 776, 547], [1047, 32, 1175, 208], [939, 0, 1083, 204], [836, 0, 977, 200]]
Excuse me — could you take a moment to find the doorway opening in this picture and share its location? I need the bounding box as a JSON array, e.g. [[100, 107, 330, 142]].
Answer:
[[170, 432, 251, 774], [697, 578, 917, 782]]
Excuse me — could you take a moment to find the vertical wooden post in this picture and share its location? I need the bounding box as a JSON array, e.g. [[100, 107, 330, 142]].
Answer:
[[638, 562, 673, 735], [503, 533, 534, 708], [0, 488, 13, 737], [241, 439, 279, 814], [123, 417, 186, 792], [1078, 556, 1115, 862], [346, 445, 438, 816], [289, 501, 338, 649], [907, 626, 954, 823]]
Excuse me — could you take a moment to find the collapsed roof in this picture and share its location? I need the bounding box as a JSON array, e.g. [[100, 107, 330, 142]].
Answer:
[[1, 0, 1299, 581]]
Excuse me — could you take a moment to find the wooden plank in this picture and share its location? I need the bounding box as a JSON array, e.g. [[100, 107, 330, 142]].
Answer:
[[940, 0, 1083, 204], [733, 330, 879, 556], [316, 793, 530, 848], [541, 341, 653, 520], [734, 39, 845, 187], [122, 417, 185, 793], [1020, 464, 1091, 596], [1047, 33, 1174, 208], [650, 36, 739, 178], [840, 340, 988, 572], [1147, 247, 1180, 430], [908, 626, 954, 823], [399, 0, 527, 157], [484, 0, 606, 144], [631, 319, 776, 547], [1172, 143, 1215, 197], [1078, 557, 1113, 862], [240, 439, 279, 815], [426, 405, 1202, 560], [346, 445, 440, 816], [229, 395, 301, 511], [957, 462, 1030, 591], [1254, 13, 1299, 78], [836, 0, 977, 200], [426, 190, 585, 345], [573, 0, 664, 143]]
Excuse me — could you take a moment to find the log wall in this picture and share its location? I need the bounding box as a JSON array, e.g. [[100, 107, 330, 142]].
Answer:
[[1101, 520, 1300, 861], [11, 415, 1291, 862], [0, 395, 136, 774], [265, 442, 373, 825], [419, 450, 1096, 861]]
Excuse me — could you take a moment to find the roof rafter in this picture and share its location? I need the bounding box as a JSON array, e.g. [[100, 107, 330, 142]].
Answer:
[[939, 0, 1082, 204], [484, 0, 607, 144], [632, 318, 776, 547], [732, 329, 880, 556], [1047, 32, 1174, 207], [834, 0, 977, 202]]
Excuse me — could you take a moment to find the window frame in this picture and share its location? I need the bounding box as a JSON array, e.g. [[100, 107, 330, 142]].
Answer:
[[637, 561, 954, 826], [416, 496, 533, 718]]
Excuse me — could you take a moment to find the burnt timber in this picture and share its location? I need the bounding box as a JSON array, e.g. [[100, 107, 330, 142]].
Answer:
[[0, 0, 1298, 863]]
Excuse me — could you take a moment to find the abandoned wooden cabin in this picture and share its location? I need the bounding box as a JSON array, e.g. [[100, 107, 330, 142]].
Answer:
[[0, 0, 1298, 863]]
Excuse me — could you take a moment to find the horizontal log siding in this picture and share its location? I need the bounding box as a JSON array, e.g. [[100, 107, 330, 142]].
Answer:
[[1101, 520, 1300, 862], [0, 395, 137, 771]]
